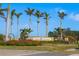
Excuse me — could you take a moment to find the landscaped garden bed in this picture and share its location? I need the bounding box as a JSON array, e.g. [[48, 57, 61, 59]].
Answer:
[[0, 39, 42, 46], [5, 40, 41, 46]]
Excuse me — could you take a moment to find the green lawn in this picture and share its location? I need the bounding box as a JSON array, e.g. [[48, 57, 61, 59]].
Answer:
[[0, 44, 78, 54]]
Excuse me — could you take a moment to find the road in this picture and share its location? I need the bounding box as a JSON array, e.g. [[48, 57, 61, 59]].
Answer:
[[0, 49, 70, 56], [26, 52, 69, 56]]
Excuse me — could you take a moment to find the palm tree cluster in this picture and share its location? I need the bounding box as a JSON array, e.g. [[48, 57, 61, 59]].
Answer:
[[20, 28, 32, 40], [0, 4, 67, 41]]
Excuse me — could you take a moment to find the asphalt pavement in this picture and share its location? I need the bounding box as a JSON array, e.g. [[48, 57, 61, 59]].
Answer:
[[0, 49, 73, 56]]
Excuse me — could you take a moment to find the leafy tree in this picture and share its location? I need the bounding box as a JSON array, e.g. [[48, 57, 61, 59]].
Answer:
[[48, 31, 53, 37]]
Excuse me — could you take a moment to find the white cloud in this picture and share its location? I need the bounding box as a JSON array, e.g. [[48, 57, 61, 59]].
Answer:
[[69, 13, 79, 21]]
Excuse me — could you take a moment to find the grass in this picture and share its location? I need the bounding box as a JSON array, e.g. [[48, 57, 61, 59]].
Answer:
[[0, 44, 78, 54]]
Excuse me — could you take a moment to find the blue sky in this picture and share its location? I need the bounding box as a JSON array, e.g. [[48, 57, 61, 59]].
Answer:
[[0, 3, 79, 37]]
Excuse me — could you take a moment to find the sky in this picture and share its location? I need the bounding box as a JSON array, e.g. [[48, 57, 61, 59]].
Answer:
[[0, 3, 79, 37]]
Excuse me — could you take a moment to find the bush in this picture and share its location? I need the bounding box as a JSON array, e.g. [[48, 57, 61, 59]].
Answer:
[[0, 34, 5, 41], [5, 40, 41, 46], [16, 40, 33, 46], [0, 41, 6, 46], [6, 40, 17, 46], [52, 40, 66, 44]]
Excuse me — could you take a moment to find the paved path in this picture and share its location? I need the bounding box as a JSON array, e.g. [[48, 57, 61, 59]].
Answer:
[[26, 52, 69, 56], [0, 49, 71, 56]]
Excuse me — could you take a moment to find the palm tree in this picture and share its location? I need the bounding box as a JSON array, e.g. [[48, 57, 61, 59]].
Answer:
[[15, 13, 22, 39], [24, 8, 34, 29], [34, 10, 43, 36], [44, 12, 50, 37], [6, 4, 11, 41], [0, 4, 10, 41], [20, 28, 32, 40], [10, 9, 16, 39], [58, 11, 67, 40]]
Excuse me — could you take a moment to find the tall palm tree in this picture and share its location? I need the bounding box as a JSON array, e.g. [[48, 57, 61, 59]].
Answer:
[[44, 12, 50, 37], [0, 4, 10, 41], [58, 11, 67, 40], [24, 8, 34, 29], [10, 9, 16, 39], [34, 10, 43, 36], [6, 4, 11, 41], [15, 13, 22, 39]]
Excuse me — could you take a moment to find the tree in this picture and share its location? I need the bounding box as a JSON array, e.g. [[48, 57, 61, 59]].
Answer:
[[44, 12, 50, 36], [24, 8, 34, 29], [20, 28, 32, 40], [0, 4, 10, 41], [58, 11, 67, 40], [6, 4, 11, 41], [10, 9, 16, 39], [34, 10, 43, 36], [48, 31, 53, 37], [15, 13, 22, 39]]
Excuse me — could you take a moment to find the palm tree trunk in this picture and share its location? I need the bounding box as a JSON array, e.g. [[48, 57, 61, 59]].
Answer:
[[4, 15, 7, 41], [9, 15, 13, 40], [5, 4, 10, 41], [17, 18, 19, 40], [37, 18, 40, 36], [29, 15, 32, 29], [10, 22, 12, 40], [29, 15, 32, 37], [60, 19, 63, 40], [46, 24, 48, 37], [46, 20, 48, 37]]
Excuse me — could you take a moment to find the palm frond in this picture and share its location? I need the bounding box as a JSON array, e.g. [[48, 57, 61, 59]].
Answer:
[[15, 13, 22, 19], [0, 11, 4, 16], [11, 9, 16, 19], [25, 8, 34, 16], [58, 11, 67, 19], [34, 10, 43, 18], [43, 12, 50, 20]]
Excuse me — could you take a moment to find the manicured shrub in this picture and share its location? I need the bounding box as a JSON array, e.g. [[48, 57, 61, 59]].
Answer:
[[5, 39, 41, 46], [6, 40, 17, 46], [0, 41, 6, 46], [16, 39, 33, 46]]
